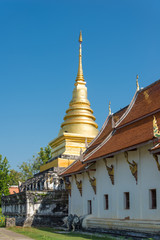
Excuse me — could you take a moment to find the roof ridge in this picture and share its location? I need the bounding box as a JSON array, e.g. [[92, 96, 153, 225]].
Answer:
[[113, 105, 128, 116], [115, 90, 139, 128], [86, 106, 128, 152], [115, 79, 160, 129], [86, 115, 111, 150], [83, 130, 114, 162]]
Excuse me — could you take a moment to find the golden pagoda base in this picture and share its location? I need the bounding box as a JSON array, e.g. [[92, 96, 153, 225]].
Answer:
[[40, 132, 94, 172]]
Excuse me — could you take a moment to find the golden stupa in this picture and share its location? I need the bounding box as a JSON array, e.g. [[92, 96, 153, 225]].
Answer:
[[40, 32, 98, 172]]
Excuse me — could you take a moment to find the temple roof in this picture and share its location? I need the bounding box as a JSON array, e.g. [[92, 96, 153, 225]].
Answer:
[[60, 79, 160, 177], [116, 80, 160, 128], [84, 106, 128, 156]]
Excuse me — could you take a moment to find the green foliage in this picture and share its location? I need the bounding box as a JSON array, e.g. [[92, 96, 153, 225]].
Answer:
[[0, 155, 10, 206], [18, 161, 33, 181], [34, 196, 38, 203], [37, 193, 47, 197], [32, 146, 52, 174], [0, 214, 5, 227], [9, 169, 23, 185], [18, 145, 52, 180]]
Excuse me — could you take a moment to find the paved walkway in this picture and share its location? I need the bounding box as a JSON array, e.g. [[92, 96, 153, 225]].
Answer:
[[0, 228, 33, 240]]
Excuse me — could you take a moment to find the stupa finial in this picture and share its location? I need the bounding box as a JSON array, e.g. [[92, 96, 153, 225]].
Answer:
[[75, 31, 84, 83], [109, 101, 111, 115], [136, 74, 139, 91], [79, 30, 82, 43]]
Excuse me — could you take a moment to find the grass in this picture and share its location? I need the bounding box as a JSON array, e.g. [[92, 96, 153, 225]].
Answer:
[[9, 227, 121, 240]]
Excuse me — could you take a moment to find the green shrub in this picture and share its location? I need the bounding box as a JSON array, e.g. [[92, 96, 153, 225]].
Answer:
[[0, 214, 5, 227]]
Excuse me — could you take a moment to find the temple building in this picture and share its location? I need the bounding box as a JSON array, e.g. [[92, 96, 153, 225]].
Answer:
[[60, 78, 160, 233], [19, 32, 98, 191]]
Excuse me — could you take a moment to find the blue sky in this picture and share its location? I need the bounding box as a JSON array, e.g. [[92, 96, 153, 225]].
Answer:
[[0, 0, 160, 170]]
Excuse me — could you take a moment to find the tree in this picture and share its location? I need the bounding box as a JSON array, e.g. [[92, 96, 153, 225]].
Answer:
[[9, 169, 23, 185], [18, 160, 33, 181], [0, 155, 10, 206], [18, 145, 52, 180], [32, 145, 52, 174]]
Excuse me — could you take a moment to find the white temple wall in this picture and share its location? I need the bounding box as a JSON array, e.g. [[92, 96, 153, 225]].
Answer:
[[70, 175, 83, 216], [69, 143, 160, 220], [140, 144, 160, 220], [96, 158, 117, 218], [115, 151, 139, 219], [95, 143, 160, 220], [82, 171, 97, 216], [68, 194, 71, 215]]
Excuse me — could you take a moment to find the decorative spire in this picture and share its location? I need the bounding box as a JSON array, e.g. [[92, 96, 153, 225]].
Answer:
[[58, 32, 98, 138], [109, 101, 111, 115], [75, 31, 85, 83], [136, 75, 139, 91]]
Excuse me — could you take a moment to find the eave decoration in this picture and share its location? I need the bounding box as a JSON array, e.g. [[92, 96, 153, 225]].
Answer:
[[103, 158, 114, 185], [153, 116, 160, 138], [74, 175, 82, 196], [87, 171, 96, 194], [124, 151, 138, 183], [153, 154, 160, 171], [64, 178, 71, 196]]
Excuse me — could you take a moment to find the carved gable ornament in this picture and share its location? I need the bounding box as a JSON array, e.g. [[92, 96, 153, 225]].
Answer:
[[124, 151, 138, 183], [87, 171, 96, 194], [153, 154, 160, 171], [64, 178, 71, 196], [103, 158, 114, 185], [74, 175, 82, 196], [153, 115, 160, 138]]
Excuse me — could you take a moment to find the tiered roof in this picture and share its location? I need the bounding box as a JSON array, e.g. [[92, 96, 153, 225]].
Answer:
[[60, 79, 160, 177]]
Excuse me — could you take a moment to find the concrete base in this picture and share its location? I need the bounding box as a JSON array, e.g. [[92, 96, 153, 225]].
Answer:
[[85, 217, 160, 234]]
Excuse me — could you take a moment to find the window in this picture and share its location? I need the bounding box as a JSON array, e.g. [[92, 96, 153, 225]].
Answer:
[[149, 189, 157, 209], [88, 200, 92, 214], [104, 194, 109, 210], [124, 192, 130, 209]]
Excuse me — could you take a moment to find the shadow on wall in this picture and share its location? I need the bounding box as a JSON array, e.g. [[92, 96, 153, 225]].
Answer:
[[1, 190, 68, 227]]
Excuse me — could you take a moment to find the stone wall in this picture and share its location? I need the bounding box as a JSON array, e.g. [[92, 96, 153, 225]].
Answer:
[[1, 190, 68, 227]]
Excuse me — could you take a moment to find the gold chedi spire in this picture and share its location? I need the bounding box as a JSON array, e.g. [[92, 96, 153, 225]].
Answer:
[[58, 31, 98, 138], [75, 31, 84, 84]]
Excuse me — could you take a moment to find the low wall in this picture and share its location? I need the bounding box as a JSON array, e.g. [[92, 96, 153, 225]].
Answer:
[[1, 190, 68, 227]]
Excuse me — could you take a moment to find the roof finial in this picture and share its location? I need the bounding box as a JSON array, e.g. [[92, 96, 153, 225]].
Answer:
[[136, 74, 139, 91], [109, 101, 111, 115], [75, 31, 84, 83]]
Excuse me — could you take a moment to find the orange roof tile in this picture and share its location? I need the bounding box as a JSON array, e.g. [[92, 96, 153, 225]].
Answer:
[[85, 106, 127, 156], [9, 186, 19, 195], [84, 115, 157, 162]]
